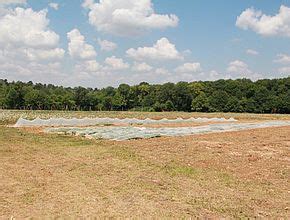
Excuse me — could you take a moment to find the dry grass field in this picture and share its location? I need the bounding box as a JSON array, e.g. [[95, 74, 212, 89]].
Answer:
[[0, 110, 290, 218]]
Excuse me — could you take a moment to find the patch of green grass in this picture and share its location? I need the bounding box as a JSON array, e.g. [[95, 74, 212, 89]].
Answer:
[[216, 171, 237, 187], [162, 163, 200, 177], [21, 190, 37, 205], [110, 146, 140, 161]]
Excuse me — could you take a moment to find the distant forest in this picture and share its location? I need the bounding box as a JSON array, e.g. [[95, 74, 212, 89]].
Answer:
[[0, 77, 290, 114]]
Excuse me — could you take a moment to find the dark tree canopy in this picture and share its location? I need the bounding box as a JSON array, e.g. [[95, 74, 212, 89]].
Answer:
[[0, 77, 289, 114]]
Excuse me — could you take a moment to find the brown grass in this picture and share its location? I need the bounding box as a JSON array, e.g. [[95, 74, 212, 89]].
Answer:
[[0, 111, 290, 218]]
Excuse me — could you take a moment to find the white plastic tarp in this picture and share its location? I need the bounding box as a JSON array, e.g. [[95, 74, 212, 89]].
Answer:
[[14, 117, 237, 127], [45, 121, 290, 141]]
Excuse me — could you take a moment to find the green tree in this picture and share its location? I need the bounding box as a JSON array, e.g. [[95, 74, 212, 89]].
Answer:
[[208, 90, 229, 112], [191, 93, 210, 112], [0, 76, 289, 114], [24, 89, 45, 110]]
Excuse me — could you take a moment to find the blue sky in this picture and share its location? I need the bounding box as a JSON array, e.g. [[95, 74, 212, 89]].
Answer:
[[0, 0, 290, 88]]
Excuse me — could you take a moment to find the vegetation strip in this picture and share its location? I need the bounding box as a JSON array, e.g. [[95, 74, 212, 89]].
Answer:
[[1, 77, 289, 113]]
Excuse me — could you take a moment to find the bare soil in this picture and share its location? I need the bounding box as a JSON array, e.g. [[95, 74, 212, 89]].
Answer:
[[1, 123, 289, 218]]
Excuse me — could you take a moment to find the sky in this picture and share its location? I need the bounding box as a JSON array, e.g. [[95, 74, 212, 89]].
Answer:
[[0, 0, 290, 88]]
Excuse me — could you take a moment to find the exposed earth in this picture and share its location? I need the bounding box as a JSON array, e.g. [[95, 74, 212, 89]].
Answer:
[[0, 110, 289, 218]]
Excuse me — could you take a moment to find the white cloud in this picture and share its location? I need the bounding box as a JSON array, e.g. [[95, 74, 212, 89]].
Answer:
[[67, 29, 102, 79], [23, 48, 64, 61], [0, 61, 63, 78], [104, 56, 129, 70], [278, 66, 290, 74], [274, 54, 290, 64], [0, 8, 59, 48], [0, 45, 64, 62], [67, 29, 97, 60], [49, 3, 59, 10], [274, 55, 290, 77], [159, 62, 204, 83], [132, 62, 153, 72], [208, 70, 221, 80], [0, 0, 26, 5], [155, 68, 169, 75], [227, 60, 251, 74], [82, 0, 178, 36], [236, 5, 290, 37], [246, 49, 259, 55], [182, 49, 192, 56], [175, 62, 202, 73], [0, 7, 65, 84], [126, 37, 183, 61], [75, 60, 102, 73], [82, 0, 94, 9], [226, 60, 262, 80], [97, 38, 117, 51]]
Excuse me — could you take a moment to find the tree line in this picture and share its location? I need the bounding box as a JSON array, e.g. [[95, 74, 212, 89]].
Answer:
[[0, 77, 289, 113]]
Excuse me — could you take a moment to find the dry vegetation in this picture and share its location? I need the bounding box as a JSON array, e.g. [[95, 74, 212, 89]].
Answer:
[[0, 110, 290, 218]]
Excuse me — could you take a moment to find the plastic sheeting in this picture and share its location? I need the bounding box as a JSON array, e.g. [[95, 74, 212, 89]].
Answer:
[[45, 121, 290, 141], [13, 117, 237, 127]]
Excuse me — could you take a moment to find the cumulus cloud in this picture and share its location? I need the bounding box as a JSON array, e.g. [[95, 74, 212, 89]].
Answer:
[[182, 49, 192, 56], [155, 62, 204, 83], [75, 60, 102, 73], [155, 68, 170, 75], [0, 8, 59, 48], [208, 70, 221, 81], [97, 38, 117, 51], [0, 61, 64, 79], [246, 49, 259, 55], [275, 54, 290, 76], [175, 62, 202, 73], [236, 5, 290, 37], [67, 29, 103, 80], [104, 56, 129, 70], [82, 0, 179, 36], [0, 0, 26, 5], [0, 8, 9, 16], [49, 3, 59, 10], [126, 37, 183, 61], [0, 52, 65, 84], [0, 45, 64, 63], [23, 48, 64, 61], [278, 66, 290, 74], [226, 60, 261, 80], [0, 7, 65, 85], [274, 54, 290, 64], [67, 29, 97, 60], [227, 60, 251, 74], [132, 62, 153, 72]]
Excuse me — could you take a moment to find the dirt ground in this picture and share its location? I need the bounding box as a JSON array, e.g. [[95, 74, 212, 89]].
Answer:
[[1, 121, 290, 218]]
